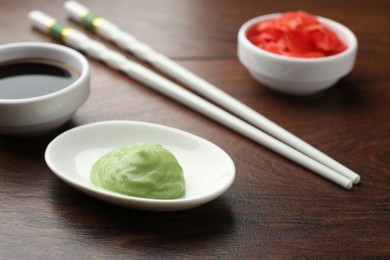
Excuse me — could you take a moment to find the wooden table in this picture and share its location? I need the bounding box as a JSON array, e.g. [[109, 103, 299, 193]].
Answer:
[[1, 0, 389, 258]]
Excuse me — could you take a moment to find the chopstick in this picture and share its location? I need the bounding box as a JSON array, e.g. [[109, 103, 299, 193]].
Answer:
[[29, 10, 354, 189], [64, 1, 360, 185]]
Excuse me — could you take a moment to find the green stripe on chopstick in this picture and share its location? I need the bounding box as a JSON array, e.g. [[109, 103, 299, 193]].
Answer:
[[81, 12, 104, 31], [47, 21, 69, 41]]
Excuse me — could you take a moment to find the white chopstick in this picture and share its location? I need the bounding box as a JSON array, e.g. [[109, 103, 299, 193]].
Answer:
[[64, 1, 360, 184], [29, 10, 354, 189]]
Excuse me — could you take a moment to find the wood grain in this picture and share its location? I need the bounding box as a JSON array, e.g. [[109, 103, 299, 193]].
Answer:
[[0, 0, 389, 258]]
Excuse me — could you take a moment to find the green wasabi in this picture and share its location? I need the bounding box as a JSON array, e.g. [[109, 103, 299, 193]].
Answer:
[[90, 143, 185, 199]]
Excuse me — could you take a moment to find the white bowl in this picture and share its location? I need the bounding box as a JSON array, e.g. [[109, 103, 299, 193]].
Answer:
[[0, 42, 90, 136], [45, 120, 236, 211], [238, 13, 358, 95]]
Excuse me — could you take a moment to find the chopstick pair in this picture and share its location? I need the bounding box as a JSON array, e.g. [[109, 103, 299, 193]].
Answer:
[[29, 3, 360, 189]]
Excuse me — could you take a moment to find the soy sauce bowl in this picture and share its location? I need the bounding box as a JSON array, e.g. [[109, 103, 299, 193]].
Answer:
[[237, 13, 358, 95], [0, 42, 90, 136]]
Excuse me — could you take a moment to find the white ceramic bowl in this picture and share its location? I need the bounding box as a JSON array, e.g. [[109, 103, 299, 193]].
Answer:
[[45, 120, 236, 211], [0, 42, 90, 136], [238, 13, 358, 95]]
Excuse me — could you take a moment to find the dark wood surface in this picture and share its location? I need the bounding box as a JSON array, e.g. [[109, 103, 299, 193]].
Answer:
[[1, 0, 389, 258]]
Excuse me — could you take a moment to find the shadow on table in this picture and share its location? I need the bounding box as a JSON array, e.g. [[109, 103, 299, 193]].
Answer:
[[0, 120, 78, 154], [0, 120, 78, 184], [261, 77, 368, 111], [48, 178, 236, 253]]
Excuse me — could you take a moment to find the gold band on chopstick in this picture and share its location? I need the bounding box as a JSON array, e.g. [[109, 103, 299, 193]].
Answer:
[[80, 11, 105, 32], [46, 20, 72, 41]]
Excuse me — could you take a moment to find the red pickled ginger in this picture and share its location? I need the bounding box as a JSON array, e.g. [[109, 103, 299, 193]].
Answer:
[[246, 11, 347, 58]]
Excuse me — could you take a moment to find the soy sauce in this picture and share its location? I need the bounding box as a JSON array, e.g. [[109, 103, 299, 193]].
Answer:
[[0, 59, 79, 99]]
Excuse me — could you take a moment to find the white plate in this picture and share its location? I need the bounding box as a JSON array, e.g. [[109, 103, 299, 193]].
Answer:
[[45, 120, 235, 211]]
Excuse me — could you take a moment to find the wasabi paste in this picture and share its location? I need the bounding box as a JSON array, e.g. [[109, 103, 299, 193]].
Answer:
[[90, 143, 185, 199]]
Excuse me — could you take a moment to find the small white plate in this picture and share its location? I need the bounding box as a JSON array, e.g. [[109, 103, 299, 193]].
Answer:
[[45, 120, 235, 211]]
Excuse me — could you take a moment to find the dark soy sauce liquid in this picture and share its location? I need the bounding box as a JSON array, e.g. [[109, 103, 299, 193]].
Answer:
[[0, 59, 79, 99]]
